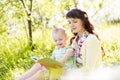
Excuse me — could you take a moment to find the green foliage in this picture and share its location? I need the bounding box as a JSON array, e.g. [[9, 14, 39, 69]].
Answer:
[[31, 28, 55, 57], [100, 23, 120, 65], [0, 32, 32, 79], [0, 28, 55, 80], [0, 25, 8, 34], [102, 40, 120, 65]]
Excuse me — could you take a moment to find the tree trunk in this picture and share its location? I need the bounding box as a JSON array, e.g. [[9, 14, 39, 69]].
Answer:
[[28, 19, 32, 47], [20, 0, 33, 49]]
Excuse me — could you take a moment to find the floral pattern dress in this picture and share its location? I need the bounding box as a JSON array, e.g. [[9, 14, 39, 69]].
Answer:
[[72, 34, 89, 67]]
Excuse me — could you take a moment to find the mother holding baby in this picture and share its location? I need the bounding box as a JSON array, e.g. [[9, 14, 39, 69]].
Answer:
[[18, 8, 104, 80], [62, 8, 105, 79]]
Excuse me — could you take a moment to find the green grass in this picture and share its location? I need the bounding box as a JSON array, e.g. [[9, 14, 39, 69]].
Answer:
[[100, 23, 120, 65], [0, 28, 55, 80], [0, 23, 120, 80]]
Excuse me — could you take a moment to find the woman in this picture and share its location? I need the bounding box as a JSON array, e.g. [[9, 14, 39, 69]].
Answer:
[[65, 8, 104, 74]]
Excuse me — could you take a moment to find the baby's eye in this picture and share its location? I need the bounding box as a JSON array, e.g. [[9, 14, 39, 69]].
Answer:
[[54, 40, 57, 42], [59, 39, 62, 41]]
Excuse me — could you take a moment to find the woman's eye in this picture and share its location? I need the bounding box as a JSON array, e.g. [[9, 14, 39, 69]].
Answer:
[[68, 21, 71, 24], [73, 21, 77, 23]]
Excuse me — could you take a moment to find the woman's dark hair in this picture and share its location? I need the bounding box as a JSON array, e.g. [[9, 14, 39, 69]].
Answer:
[[66, 8, 105, 57], [66, 8, 94, 34]]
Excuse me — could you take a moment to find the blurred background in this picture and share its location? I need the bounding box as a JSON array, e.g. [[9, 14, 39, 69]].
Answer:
[[0, 0, 120, 79]]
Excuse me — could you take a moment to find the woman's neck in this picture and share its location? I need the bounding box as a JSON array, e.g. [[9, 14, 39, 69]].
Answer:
[[78, 29, 88, 37]]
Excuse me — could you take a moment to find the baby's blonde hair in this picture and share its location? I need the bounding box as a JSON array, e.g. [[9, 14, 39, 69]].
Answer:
[[52, 27, 67, 36]]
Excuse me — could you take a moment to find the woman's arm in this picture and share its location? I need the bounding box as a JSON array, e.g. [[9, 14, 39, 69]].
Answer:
[[81, 35, 102, 73]]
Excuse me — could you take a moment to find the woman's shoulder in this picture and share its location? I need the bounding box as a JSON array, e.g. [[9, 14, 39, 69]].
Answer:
[[86, 34, 100, 43], [88, 34, 97, 38]]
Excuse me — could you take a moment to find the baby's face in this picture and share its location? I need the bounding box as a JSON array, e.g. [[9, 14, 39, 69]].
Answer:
[[52, 32, 67, 49]]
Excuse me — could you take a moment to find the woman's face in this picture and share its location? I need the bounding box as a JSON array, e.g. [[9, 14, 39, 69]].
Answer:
[[67, 18, 84, 34]]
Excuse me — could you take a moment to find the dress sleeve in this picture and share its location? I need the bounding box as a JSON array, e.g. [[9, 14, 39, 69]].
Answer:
[[66, 46, 74, 52], [80, 35, 102, 74], [60, 46, 74, 63]]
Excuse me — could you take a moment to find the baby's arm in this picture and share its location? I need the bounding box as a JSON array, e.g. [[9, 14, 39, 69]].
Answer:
[[60, 49, 74, 63]]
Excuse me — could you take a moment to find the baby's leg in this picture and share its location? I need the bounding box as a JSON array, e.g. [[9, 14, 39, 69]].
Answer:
[[18, 63, 42, 80], [26, 70, 45, 80]]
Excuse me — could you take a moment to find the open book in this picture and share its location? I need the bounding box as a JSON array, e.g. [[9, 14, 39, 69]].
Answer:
[[37, 58, 65, 70]]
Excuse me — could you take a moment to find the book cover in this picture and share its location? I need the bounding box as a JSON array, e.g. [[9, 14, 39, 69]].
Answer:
[[37, 58, 65, 70]]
